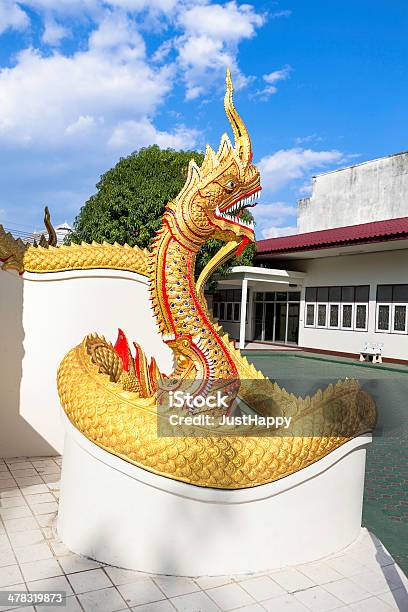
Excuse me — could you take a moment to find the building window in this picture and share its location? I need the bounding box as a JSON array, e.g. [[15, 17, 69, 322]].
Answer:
[[341, 304, 353, 329], [355, 304, 368, 330], [329, 304, 340, 328], [212, 289, 246, 322], [393, 305, 407, 333], [305, 303, 316, 327], [317, 304, 327, 327], [304, 285, 369, 332], [376, 285, 408, 334], [377, 304, 390, 331]]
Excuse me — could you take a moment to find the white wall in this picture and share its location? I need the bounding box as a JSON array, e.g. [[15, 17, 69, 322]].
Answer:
[[0, 269, 173, 458], [298, 152, 408, 233], [297, 249, 408, 360]]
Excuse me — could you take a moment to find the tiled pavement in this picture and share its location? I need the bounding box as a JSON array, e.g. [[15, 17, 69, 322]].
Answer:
[[1, 457, 408, 612]]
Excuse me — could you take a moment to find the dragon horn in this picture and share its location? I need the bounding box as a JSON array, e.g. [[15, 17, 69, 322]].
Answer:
[[224, 68, 252, 165]]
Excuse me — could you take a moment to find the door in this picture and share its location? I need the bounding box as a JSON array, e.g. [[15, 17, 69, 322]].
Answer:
[[253, 302, 264, 340], [264, 303, 274, 341], [287, 303, 300, 343], [274, 303, 286, 342]]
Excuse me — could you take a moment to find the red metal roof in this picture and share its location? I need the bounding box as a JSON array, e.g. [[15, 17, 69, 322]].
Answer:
[[256, 216, 408, 256]]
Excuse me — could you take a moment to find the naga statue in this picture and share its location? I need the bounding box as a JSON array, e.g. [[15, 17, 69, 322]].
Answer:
[[55, 70, 376, 489]]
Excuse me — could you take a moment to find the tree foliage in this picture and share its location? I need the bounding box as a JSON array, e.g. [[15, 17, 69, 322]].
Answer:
[[67, 145, 255, 280]]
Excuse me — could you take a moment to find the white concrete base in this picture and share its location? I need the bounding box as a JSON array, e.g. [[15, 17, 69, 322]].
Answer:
[[58, 412, 371, 576]]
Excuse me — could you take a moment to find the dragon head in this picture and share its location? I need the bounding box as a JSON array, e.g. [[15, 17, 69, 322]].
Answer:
[[166, 69, 260, 253]]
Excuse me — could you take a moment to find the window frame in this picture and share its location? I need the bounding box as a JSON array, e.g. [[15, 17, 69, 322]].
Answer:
[[354, 302, 368, 332], [316, 303, 328, 328], [376, 303, 391, 333], [304, 302, 316, 328], [391, 303, 408, 334], [341, 303, 354, 330], [328, 303, 340, 329]]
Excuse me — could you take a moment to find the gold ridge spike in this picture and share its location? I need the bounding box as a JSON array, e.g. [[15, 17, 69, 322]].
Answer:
[[224, 68, 252, 165]]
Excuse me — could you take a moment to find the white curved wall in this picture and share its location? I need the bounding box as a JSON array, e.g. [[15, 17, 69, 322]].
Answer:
[[0, 269, 173, 458], [59, 414, 371, 575]]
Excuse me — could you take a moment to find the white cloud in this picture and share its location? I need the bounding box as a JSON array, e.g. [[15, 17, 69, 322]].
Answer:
[[253, 202, 297, 239], [0, 14, 172, 147], [258, 148, 345, 192], [108, 120, 198, 149], [262, 225, 298, 238], [0, 1, 29, 35], [42, 19, 70, 45], [253, 64, 291, 100], [175, 1, 265, 99]]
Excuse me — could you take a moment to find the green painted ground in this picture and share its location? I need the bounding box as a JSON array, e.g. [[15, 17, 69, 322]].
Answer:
[[243, 350, 408, 573]]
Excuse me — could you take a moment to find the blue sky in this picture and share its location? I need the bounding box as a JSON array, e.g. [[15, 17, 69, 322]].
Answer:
[[0, 0, 407, 240]]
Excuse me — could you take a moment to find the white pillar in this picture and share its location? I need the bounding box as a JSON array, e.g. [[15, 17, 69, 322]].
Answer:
[[239, 278, 248, 350]]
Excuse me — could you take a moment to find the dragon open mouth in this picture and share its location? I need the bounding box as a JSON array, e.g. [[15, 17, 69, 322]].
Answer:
[[215, 188, 260, 229]]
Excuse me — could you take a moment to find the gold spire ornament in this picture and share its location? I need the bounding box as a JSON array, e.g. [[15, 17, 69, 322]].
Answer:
[[54, 70, 377, 489]]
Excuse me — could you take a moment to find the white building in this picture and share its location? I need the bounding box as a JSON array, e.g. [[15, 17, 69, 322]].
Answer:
[[214, 152, 408, 362]]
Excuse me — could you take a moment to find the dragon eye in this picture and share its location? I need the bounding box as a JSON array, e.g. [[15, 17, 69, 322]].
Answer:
[[226, 180, 236, 190]]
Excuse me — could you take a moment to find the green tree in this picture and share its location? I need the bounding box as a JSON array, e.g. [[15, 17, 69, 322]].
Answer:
[[67, 145, 255, 280]]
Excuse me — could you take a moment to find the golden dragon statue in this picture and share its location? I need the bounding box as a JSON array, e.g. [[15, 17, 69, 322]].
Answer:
[[18, 70, 374, 489]]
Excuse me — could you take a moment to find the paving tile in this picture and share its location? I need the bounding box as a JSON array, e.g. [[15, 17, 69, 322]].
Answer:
[[238, 575, 286, 601], [0, 549, 16, 568], [3, 517, 38, 533], [0, 565, 23, 588], [7, 462, 32, 471], [27, 574, 73, 596], [24, 493, 55, 505], [117, 578, 166, 607], [378, 587, 408, 611], [349, 568, 401, 595], [41, 527, 54, 539], [48, 539, 71, 556], [13, 542, 53, 564], [20, 557, 63, 582], [298, 562, 346, 586], [268, 568, 315, 593], [35, 513, 57, 528], [349, 597, 395, 611], [58, 554, 102, 574], [78, 587, 128, 612], [14, 477, 43, 487], [323, 577, 370, 604], [0, 489, 20, 499], [105, 566, 147, 586], [67, 568, 112, 594], [29, 501, 58, 516], [326, 555, 367, 578], [0, 497, 25, 509], [262, 593, 309, 611], [8, 529, 45, 548], [294, 585, 345, 611], [171, 590, 219, 611], [195, 576, 233, 590], [8, 470, 38, 479], [132, 601, 175, 612], [36, 595, 83, 612], [0, 506, 32, 521], [206, 583, 254, 610], [153, 576, 199, 598], [20, 484, 49, 495], [0, 483, 18, 495]]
